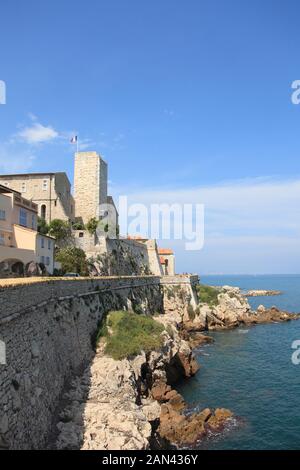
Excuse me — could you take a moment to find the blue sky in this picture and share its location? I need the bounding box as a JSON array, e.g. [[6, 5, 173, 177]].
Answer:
[[1, 0, 300, 274]]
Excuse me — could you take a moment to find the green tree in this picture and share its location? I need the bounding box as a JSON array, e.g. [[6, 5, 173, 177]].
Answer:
[[55, 247, 88, 275], [48, 219, 71, 243], [86, 217, 98, 235], [37, 216, 49, 235]]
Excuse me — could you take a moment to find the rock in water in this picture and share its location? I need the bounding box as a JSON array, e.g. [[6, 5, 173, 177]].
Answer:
[[207, 408, 233, 431], [191, 285, 298, 331], [158, 404, 233, 446], [250, 306, 298, 324]]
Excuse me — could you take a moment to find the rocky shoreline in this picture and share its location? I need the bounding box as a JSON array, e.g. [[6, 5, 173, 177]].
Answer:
[[245, 289, 282, 297], [53, 285, 298, 450]]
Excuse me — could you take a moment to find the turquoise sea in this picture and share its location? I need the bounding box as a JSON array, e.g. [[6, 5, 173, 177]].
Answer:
[[177, 274, 300, 450]]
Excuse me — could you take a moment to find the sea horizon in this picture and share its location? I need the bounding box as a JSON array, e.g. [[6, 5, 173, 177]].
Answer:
[[200, 273, 300, 277]]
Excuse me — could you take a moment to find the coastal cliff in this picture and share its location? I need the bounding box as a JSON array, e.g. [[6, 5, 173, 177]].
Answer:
[[54, 310, 232, 450], [53, 284, 298, 450], [1, 278, 297, 450]]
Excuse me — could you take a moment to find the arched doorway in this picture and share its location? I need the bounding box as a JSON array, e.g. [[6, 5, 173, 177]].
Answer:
[[0, 259, 25, 278], [41, 204, 46, 220], [11, 261, 24, 275]]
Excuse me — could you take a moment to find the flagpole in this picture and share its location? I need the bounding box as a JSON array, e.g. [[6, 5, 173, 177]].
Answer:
[[71, 135, 79, 152]]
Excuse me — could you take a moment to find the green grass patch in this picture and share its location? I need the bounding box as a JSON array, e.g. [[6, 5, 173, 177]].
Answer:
[[98, 310, 165, 360], [197, 284, 220, 306]]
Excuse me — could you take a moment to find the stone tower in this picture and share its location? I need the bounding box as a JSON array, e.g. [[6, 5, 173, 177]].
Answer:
[[74, 151, 108, 224]]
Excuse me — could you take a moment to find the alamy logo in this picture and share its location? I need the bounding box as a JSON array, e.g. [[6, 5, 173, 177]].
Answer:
[[291, 340, 300, 365], [291, 80, 300, 105], [97, 198, 205, 251], [0, 340, 6, 365], [0, 80, 6, 104]]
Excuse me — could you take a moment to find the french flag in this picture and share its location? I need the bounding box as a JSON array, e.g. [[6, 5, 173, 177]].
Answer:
[[70, 135, 78, 144]]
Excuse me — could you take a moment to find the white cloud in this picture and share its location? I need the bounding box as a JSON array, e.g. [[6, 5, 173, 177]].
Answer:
[[76, 138, 96, 151], [116, 177, 300, 235], [0, 144, 35, 173], [18, 122, 58, 144], [111, 177, 300, 273], [98, 132, 126, 151], [163, 109, 176, 117], [27, 112, 38, 121], [113, 133, 125, 143]]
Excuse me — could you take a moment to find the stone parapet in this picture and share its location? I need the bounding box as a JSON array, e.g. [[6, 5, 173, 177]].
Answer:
[[0, 274, 198, 449]]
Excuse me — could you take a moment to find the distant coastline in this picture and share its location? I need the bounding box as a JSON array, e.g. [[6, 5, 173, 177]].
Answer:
[[244, 289, 282, 297]]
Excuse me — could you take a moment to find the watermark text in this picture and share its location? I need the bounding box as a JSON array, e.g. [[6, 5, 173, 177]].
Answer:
[[98, 197, 205, 251], [0, 80, 6, 104], [0, 340, 6, 365], [291, 340, 300, 365]]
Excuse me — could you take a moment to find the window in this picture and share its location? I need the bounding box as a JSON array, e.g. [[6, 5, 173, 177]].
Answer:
[[41, 237, 45, 248], [48, 239, 51, 250], [46, 257, 50, 266], [21, 182, 26, 193], [40, 204, 46, 220], [40, 256, 45, 264], [0, 233, 4, 245], [19, 209, 27, 226], [42, 179, 48, 191], [0, 210, 5, 220], [79, 232, 84, 238], [32, 214, 36, 230]]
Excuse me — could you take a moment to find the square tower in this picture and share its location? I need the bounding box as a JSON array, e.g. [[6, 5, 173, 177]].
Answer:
[[74, 152, 108, 224]]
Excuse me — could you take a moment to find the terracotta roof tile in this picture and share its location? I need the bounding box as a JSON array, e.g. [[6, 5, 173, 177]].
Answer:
[[158, 248, 174, 255]]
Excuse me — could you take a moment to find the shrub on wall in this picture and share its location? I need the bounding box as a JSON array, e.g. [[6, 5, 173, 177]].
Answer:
[[55, 246, 88, 275], [48, 219, 72, 244], [86, 217, 98, 235], [37, 216, 49, 235], [72, 221, 85, 230]]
